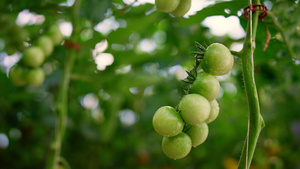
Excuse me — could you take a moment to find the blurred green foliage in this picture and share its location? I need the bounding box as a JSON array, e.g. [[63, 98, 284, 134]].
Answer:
[[0, 0, 300, 169]]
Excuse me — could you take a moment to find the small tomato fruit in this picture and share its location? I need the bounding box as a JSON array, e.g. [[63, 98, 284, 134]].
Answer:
[[205, 100, 220, 123], [22, 46, 45, 68], [201, 43, 234, 76], [162, 132, 192, 159], [26, 67, 45, 86], [171, 0, 191, 17], [186, 123, 209, 147], [155, 0, 180, 13], [47, 24, 63, 45], [36, 35, 54, 57], [190, 72, 220, 101], [178, 94, 210, 126], [9, 65, 27, 86], [153, 106, 184, 137]]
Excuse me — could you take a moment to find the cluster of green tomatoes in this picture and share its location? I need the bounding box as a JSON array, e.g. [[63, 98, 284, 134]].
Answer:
[[9, 24, 63, 86], [155, 0, 191, 17], [152, 43, 234, 159]]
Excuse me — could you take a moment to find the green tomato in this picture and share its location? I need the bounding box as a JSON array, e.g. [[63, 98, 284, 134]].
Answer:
[[186, 123, 209, 147], [205, 100, 220, 124], [171, 0, 191, 17], [178, 94, 210, 126], [162, 132, 192, 159], [190, 72, 220, 101], [9, 65, 27, 86], [201, 43, 234, 76], [26, 67, 45, 86], [36, 35, 54, 57], [22, 46, 45, 68], [153, 106, 184, 137], [155, 0, 180, 13], [47, 24, 63, 45]]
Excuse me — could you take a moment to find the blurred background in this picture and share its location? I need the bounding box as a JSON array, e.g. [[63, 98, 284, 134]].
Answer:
[[0, 0, 299, 168]]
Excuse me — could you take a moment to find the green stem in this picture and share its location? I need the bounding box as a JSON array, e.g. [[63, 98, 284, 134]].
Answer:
[[230, 50, 241, 58], [268, 11, 296, 59], [237, 2, 265, 169], [45, 1, 81, 169]]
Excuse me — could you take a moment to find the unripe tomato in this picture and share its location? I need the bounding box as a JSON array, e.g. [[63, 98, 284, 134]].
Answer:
[[36, 35, 54, 57], [162, 132, 192, 159], [201, 43, 234, 76], [190, 72, 220, 101], [47, 24, 63, 45], [178, 94, 210, 126], [9, 65, 27, 86], [153, 106, 184, 137], [22, 46, 45, 68], [205, 100, 219, 123], [171, 0, 191, 17], [155, 0, 180, 13], [186, 122, 208, 147], [26, 67, 45, 86]]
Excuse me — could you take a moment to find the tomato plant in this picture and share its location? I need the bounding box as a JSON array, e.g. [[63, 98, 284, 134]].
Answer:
[[1, 0, 299, 168]]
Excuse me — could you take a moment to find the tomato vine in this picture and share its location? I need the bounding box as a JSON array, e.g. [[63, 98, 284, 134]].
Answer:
[[237, 0, 265, 168], [45, 0, 81, 168]]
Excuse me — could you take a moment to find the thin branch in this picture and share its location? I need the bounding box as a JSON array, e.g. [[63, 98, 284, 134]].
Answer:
[[45, 0, 81, 169], [268, 11, 296, 58], [230, 50, 241, 58]]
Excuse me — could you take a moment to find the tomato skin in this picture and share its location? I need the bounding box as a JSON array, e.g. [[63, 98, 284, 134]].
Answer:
[[205, 100, 219, 123], [190, 72, 220, 101], [153, 106, 184, 137], [9, 65, 27, 86], [155, 0, 180, 13], [178, 94, 210, 126], [201, 43, 234, 76], [36, 35, 54, 57], [162, 132, 192, 159], [47, 24, 63, 45], [186, 122, 209, 147], [171, 0, 191, 17], [22, 46, 45, 68], [26, 67, 45, 86]]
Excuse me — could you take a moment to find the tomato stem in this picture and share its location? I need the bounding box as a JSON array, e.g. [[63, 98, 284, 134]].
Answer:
[[230, 50, 241, 58], [237, 1, 265, 168], [45, 0, 81, 169]]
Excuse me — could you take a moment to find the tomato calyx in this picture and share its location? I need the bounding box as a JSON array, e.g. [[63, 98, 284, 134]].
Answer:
[[182, 42, 206, 85]]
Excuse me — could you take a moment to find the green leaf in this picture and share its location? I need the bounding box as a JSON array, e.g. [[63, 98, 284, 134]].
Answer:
[[80, 0, 111, 25], [178, 0, 247, 27]]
